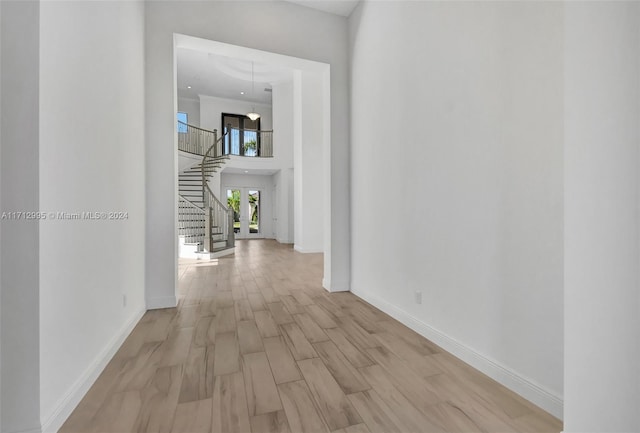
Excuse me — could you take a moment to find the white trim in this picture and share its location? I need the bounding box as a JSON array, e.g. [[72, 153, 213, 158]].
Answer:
[[198, 93, 272, 108], [146, 295, 177, 310], [323, 278, 349, 292], [350, 287, 564, 420], [293, 245, 323, 254], [195, 247, 235, 260], [40, 308, 146, 433], [175, 35, 330, 73]]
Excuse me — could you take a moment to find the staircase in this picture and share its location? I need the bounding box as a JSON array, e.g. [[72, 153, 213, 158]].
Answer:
[[177, 122, 235, 259]]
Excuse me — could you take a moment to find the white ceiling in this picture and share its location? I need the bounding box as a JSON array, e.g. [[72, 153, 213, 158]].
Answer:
[[284, 0, 359, 17], [177, 48, 293, 104], [176, 1, 358, 102]]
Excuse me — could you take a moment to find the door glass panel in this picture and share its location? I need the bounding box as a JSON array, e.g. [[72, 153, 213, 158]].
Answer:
[[223, 116, 240, 155], [244, 118, 259, 129], [223, 115, 240, 129], [243, 118, 260, 156], [227, 189, 241, 234], [230, 129, 240, 155], [248, 190, 260, 234], [244, 130, 258, 157]]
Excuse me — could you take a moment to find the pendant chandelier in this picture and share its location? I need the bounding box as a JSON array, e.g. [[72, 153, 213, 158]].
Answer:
[[246, 61, 260, 121]]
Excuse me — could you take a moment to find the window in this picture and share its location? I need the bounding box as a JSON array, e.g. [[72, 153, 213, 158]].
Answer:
[[221, 113, 260, 156], [177, 112, 188, 133]]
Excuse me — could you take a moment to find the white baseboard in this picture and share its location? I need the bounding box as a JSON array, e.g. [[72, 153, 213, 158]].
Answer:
[[196, 247, 235, 260], [293, 245, 323, 254], [350, 287, 564, 420], [323, 278, 350, 292], [40, 308, 146, 433], [146, 295, 177, 310]]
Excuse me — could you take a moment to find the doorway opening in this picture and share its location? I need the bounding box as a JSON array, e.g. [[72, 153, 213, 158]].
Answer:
[[171, 34, 336, 302], [227, 187, 263, 239]]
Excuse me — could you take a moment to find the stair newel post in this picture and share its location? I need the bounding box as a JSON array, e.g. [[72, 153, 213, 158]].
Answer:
[[227, 209, 235, 248], [213, 129, 218, 157]]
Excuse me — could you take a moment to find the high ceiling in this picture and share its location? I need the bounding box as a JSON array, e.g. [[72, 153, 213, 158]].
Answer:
[[177, 1, 359, 103], [177, 49, 293, 104], [285, 0, 359, 17]]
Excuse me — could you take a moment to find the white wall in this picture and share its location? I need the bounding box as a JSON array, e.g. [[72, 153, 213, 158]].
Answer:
[[272, 81, 295, 244], [177, 96, 200, 127], [0, 2, 41, 432], [200, 94, 272, 133], [349, 1, 563, 417], [221, 173, 275, 239], [39, 2, 146, 431], [293, 70, 325, 253], [273, 168, 294, 244], [0, 3, 2, 428], [272, 81, 294, 168], [564, 2, 640, 431], [145, 1, 350, 307]]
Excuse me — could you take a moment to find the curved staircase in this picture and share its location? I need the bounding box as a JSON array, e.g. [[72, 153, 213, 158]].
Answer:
[[177, 122, 235, 259]]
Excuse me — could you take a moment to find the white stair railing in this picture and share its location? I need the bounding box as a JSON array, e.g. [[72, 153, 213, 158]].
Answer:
[[178, 121, 216, 156], [200, 128, 234, 251], [178, 196, 206, 245]]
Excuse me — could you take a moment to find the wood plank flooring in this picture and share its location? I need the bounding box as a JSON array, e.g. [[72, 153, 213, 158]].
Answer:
[[60, 240, 562, 433]]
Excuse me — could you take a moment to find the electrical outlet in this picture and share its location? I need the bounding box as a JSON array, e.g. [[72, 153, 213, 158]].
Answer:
[[415, 290, 422, 304], [122, 294, 127, 307]]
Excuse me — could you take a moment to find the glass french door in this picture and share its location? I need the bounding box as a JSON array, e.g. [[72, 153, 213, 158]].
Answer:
[[226, 188, 262, 239], [222, 113, 260, 156]]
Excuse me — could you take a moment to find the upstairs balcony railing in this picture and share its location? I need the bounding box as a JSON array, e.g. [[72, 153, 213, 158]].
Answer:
[[223, 124, 273, 158], [178, 121, 274, 158], [178, 121, 216, 156]]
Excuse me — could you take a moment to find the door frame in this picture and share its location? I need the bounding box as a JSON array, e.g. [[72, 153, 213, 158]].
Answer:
[[226, 186, 264, 239]]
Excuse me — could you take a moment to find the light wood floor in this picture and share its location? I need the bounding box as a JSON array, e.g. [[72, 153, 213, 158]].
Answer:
[[61, 239, 562, 433]]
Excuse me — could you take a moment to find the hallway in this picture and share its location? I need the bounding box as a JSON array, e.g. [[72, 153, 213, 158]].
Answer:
[[60, 240, 562, 433]]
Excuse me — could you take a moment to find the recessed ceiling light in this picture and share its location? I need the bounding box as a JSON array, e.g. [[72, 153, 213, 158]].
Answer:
[[187, 85, 191, 89], [240, 91, 245, 95], [244, 170, 249, 173]]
